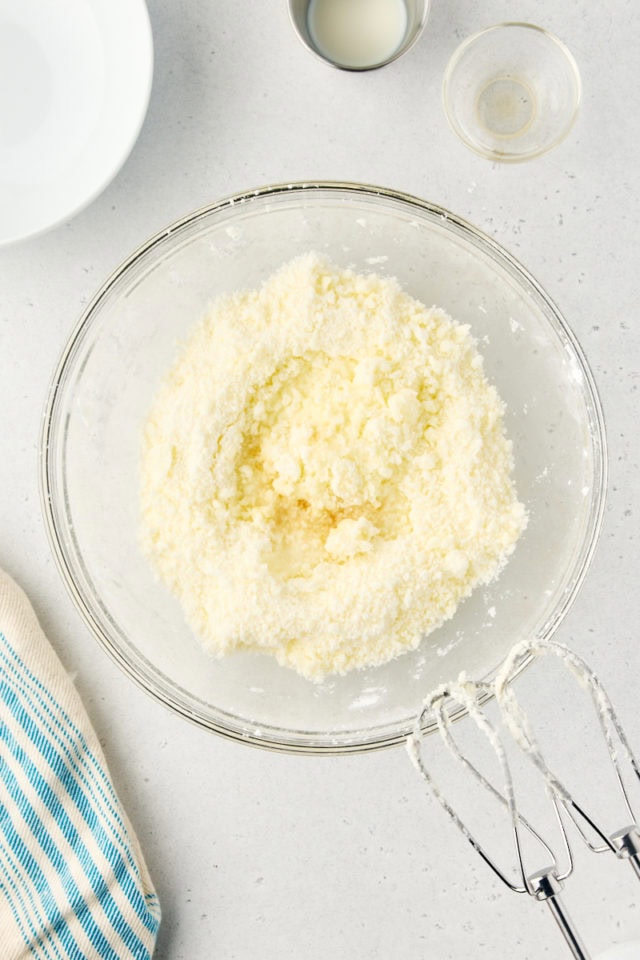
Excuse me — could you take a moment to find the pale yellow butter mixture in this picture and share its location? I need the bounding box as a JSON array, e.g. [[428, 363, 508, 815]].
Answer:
[[140, 254, 527, 679]]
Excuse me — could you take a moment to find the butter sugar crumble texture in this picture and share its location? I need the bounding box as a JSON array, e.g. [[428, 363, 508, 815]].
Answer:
[[140, 254, 527, 679]]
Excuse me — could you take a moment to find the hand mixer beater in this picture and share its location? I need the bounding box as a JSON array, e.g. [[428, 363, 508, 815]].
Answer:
[[407, 639, 640, 960]]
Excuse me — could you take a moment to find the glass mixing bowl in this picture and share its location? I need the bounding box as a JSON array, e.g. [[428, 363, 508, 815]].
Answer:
[[41, 182, 606, 753]]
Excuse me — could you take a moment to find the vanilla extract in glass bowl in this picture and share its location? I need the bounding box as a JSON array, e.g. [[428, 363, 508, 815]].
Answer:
[[443, 23, 582, 162]]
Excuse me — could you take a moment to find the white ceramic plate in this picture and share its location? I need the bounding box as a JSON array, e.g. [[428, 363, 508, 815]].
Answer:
[[0, 0, 153, 245]]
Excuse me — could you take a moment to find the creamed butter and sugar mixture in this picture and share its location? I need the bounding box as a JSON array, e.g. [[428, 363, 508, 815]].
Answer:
[[140, 254, 527, 679]]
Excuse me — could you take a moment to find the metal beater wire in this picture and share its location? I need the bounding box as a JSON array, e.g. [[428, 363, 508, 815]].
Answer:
[[408, 679, 572, 892], [408, 675, 589, 959], [495, 639, 640, 870]]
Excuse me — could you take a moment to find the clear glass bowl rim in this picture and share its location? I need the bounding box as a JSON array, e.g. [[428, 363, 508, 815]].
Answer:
[[39, 180, 607, 755], [442, 21, 583, 163]]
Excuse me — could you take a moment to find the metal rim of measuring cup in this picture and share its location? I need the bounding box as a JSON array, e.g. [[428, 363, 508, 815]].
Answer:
[[287, 0, 431, 72]]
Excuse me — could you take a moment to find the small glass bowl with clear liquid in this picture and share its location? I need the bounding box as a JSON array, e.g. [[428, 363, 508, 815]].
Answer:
[[443, 22, 581, 162]]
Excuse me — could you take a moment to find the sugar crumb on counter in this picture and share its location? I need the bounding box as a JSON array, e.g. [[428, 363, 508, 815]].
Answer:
[[140, 253, 527, 679]]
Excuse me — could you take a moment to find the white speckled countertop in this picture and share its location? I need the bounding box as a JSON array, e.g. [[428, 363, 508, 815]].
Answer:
[[1, 1, 639, 957]]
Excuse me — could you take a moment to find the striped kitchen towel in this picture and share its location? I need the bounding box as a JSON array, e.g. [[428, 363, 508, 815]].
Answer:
[[0, 569, 161, 959]]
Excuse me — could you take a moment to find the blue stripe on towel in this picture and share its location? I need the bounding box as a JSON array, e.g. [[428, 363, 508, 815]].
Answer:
[[0, 838, 63, 960], [0, 800, 86, 958], [0, 632, 160, 934], [1, 683, 156, 953], [1, 740, 135, 960], [0, 634, 122, 819], [0, 644, 135, 868]]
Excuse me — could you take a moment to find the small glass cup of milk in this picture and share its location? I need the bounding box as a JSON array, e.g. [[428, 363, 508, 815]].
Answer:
[[288, 0, 430, 71]]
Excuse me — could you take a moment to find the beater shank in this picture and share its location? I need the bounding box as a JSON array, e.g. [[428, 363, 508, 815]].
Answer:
[[528, 870, 590, 960]]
